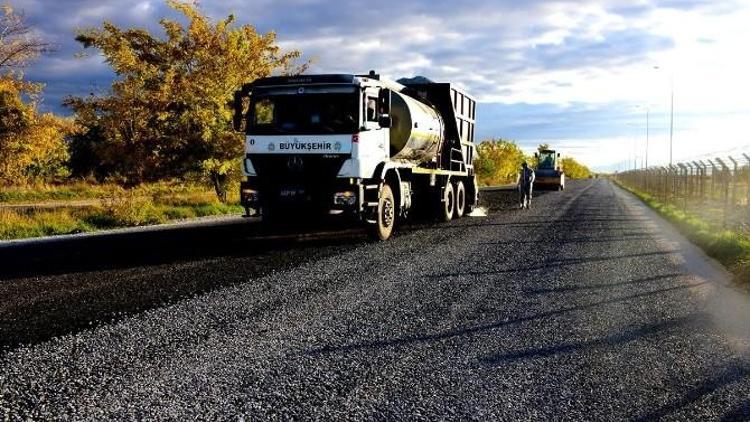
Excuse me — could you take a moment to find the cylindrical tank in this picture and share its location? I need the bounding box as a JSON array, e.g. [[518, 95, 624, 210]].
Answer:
[[389, 91, 443, 163]]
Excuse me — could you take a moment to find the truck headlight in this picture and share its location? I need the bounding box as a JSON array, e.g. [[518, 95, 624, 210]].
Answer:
[[333, 191, 357, 206], [241, 188, 259, 203]]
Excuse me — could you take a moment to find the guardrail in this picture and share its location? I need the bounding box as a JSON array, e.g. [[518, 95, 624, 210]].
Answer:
[[615, 154, 750, 231]]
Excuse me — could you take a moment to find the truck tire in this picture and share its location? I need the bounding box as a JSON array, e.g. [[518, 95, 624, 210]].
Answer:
[[440, 182, 455, 222], [454, 180, 466, 218], [369, 184, 395, 241]]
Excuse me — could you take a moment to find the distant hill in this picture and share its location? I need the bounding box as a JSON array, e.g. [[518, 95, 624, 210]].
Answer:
[[397, 76, 435, 85]]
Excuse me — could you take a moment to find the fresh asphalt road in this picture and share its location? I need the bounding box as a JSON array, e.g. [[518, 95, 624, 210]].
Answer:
[[1, 179, 750, 420]]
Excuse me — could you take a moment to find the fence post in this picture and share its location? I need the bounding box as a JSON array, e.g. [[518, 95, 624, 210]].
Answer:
[[716, 158, 730, 228], [675, 163, 687, 211], [698, 160, 708, 203], [669, 164, 680, 206], [708, 159, 718, 202], [728, 156, 738, 210], [692, 161, 701, 203], [685, 163, 695, 200], [660, 166, 666, 203], [649, 169, 656, 197]]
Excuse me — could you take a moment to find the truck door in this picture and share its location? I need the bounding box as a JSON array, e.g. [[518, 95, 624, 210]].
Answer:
[[357, 88, 389, 175]]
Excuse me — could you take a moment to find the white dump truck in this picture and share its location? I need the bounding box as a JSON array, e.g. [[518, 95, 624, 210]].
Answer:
[[232, 71, 478, 240]]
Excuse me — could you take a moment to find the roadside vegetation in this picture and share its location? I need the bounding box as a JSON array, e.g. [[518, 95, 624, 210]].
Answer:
[[616, 181, 750, 285], [0, 182, 242, 240], [0, 1, 303, 240], [475, 140, 592, 186]]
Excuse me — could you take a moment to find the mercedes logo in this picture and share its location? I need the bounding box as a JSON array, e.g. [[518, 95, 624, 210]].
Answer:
[[287, 155, 304, 172], [268, 143, 275, 152]]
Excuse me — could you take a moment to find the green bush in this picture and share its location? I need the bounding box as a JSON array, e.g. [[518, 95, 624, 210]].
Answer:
[[99, 189, 166, 226]]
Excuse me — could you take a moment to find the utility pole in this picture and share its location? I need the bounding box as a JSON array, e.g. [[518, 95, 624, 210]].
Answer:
[[669, 82, 674, 165], [645, 108, 649, 169], [653, 65, 675, 165]]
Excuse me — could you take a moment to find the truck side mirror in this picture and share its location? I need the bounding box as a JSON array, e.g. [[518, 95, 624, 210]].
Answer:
[[557, 152, 561, 157], [379, 114, 393, 128]]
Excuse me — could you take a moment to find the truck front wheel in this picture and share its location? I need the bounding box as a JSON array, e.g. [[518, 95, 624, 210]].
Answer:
[[370, 184, 395, 241]]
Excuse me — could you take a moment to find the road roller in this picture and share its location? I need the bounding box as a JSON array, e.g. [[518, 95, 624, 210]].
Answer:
[[534, 149, 566, 191]]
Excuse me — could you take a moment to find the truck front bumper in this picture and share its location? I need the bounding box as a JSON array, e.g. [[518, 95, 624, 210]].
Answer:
[[240, 178, 370, 218]]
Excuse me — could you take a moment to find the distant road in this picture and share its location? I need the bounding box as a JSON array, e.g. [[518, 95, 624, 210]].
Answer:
[[1, 180, 749, 419]]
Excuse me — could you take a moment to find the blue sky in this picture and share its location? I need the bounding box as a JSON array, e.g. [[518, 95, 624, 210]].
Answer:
[[14, 0, 750, 171]]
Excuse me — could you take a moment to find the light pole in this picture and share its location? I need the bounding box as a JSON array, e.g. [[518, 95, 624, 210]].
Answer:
[[654, 65, 675, 165], [645, 107, 649, 169], [669, 78, 674, 165]]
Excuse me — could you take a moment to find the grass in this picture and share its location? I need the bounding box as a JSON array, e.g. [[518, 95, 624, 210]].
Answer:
[[615, 180, 750, 285], [0, 182, 243, 241], [0, 181, 240, 204], [0, 182, 115, 203]]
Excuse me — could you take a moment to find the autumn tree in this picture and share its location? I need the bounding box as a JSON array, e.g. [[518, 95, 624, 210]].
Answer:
[[475, 139, 528, 186], [65, 0, 306, 200], [0, 5, 73, 185], [561, 157, 593, 179], [0, 4, 53, 70]]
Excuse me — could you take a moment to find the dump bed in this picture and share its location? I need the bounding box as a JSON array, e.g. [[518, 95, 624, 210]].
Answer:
[[399, 83, 476, 172]]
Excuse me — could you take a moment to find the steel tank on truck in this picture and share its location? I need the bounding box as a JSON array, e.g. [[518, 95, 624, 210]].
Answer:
[[388, 91, 444, 163]]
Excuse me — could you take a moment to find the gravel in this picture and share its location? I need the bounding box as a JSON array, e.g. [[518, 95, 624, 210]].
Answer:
[[1, 179, 749, 420]]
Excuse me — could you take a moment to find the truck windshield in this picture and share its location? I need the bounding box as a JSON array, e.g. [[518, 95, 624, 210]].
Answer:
[[247, 93, 359, 135], [538, 152, 556, 169]]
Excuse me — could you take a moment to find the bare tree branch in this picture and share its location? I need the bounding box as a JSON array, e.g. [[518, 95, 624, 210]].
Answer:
[[0, 4, 54, 71]]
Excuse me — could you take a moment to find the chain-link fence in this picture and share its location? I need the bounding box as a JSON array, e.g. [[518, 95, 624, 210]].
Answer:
[[615, 154, 750, 233]]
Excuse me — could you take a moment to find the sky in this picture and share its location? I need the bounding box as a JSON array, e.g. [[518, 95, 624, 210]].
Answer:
[[14, 0, 750, 171]]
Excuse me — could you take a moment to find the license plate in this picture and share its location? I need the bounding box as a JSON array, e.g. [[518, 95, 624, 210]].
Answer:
[[279, 187, 305, 200]]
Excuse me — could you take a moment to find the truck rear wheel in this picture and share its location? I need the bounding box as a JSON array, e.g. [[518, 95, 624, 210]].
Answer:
[[454, 180, 466, 218], [370, 184, 395, 241], [440, 182, 455, 222]]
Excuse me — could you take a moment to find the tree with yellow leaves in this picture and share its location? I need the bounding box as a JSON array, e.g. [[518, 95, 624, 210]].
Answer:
[[0, 4, 74, 185], [475, 139, 528, 186], [0, 76, 76, 184], [561, 157, 593, 179], [65, 0, 307, 200]]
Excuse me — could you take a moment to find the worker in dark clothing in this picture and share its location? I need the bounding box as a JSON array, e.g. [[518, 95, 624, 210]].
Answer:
[[517, 162, 535, 209]]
